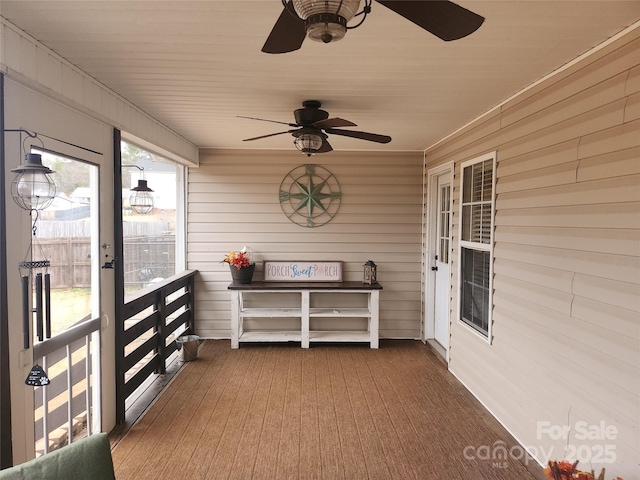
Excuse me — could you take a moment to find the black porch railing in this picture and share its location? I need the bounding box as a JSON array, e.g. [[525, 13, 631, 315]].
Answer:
[[115, 270, 197, 424]]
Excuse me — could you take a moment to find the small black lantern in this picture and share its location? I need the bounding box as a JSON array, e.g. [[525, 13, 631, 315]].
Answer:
[[123, 164, 155, 215], [129, 179, 154, 214], [11, 153, 56, 211], [363, 260, 377, 285]]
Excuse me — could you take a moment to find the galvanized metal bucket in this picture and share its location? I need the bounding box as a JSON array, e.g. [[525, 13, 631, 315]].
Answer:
[[176, 335, 200, 362]]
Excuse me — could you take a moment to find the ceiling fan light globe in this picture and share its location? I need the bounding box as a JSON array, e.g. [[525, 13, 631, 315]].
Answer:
[[305, 13, 347, 43], [293, 0, 360, 43], [294, 133, 323, 156], [292, 0, 361, 21]]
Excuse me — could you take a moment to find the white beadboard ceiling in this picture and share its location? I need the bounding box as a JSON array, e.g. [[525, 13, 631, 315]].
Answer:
[[1, 1, 639, 153]]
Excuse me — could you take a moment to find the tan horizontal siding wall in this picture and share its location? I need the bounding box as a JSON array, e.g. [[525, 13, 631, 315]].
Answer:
[[426, 29, 640, 479], [189, 149, 424, 340]]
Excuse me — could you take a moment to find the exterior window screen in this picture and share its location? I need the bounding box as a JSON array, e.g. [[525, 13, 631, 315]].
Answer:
[[460, 248, 490, 334], [459, 154, 495, 339], [121, 141, 181, 301]]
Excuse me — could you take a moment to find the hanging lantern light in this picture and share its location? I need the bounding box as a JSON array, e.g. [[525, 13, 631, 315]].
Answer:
[[291, 0, 365, 44], [294, 131, 324, 157], [363, 260, 377, 285], [129, 179, 154, 215], [10, 153, 56, 211]]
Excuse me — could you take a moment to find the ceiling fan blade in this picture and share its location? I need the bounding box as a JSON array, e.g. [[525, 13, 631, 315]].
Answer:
[[313, 117, 357, 129], [316, 139, 333, 154], [261, 1, 306, 54], [243, 130, 294, 142], [326, 128, 392, 144], [237, 115, 298, 127], [375, 0, 484, 41]]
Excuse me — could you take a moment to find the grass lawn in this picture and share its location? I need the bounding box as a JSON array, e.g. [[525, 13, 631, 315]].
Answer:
[[49, 288, 92, 335]]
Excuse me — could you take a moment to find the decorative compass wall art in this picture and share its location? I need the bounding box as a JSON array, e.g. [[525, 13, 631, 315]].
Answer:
[[279, 164, 341, 228]]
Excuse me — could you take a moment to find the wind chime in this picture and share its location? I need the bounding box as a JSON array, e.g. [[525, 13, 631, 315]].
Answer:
[[9, 131, 56, 386]]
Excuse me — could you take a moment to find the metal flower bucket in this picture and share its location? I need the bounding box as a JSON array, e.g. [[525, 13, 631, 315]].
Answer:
[[176, 335, 201, 362]]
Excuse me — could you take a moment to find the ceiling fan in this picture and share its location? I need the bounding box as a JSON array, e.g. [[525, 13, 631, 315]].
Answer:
[[240, 100, 391, 156], [262, 0, 484, 54]]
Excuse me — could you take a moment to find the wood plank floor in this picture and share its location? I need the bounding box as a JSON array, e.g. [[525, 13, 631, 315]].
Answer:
[[111, 340, 546, 480]]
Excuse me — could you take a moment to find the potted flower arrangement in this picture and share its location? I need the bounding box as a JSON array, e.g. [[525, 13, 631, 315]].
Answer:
[[223, 246, 255, 284], [544, 460, 623, 480]]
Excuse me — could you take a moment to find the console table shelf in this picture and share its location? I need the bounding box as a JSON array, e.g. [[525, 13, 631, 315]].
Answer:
[[309, 331, 372, 343], [228, 281, 382, 349], [240, 308, 302, 318], [310, 307, 372, 317], [238, 331, 302, 342]]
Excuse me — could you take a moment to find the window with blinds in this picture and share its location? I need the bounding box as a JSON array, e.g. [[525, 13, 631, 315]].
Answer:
[[460, 248, 490, 334], [459, 154, 495, 339], [461, 159, 493, 244]]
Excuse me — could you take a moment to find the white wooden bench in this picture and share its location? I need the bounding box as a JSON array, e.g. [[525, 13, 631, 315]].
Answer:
[[228, 281, 382, 349]]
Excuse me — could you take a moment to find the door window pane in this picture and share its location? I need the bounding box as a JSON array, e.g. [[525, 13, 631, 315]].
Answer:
[[438, 185, 451, 264], [35, 152, 97, 335], [31, 151, 100, 453]]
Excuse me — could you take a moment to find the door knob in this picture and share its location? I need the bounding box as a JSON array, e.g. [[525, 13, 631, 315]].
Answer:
[[431, 266, 438, 271]]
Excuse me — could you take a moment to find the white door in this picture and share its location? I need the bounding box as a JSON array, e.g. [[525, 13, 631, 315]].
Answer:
[[425, 165, 452, 357], [4, 83, 116, 463], [433, 176, 451, 348]]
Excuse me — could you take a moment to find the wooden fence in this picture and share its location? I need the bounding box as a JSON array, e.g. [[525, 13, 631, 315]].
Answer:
[[28, 238, 91, 289], [32, 220, 174, 289]]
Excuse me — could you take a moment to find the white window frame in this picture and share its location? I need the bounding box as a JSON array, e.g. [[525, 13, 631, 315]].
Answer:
[[457, 151, 496, 343]]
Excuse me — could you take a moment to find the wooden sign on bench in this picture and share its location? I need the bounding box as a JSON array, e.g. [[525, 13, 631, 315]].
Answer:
[[263, 261, 342, 282]]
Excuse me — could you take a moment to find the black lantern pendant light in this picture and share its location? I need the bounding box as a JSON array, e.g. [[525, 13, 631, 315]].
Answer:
[[10, 153, 56, 211], [123, 163, 155, 215], [129, 179, 154, 215], [9, 147, 56, 350]]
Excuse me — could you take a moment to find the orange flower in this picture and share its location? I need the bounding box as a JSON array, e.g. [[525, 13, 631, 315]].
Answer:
[[222, 247, 253, 269], [575, 473, 595, 480], [545, 460, 579, 480], [544, 461, 621, 480]]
